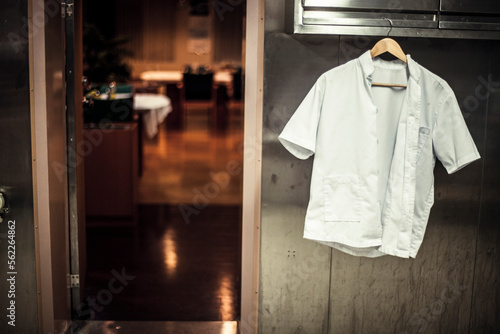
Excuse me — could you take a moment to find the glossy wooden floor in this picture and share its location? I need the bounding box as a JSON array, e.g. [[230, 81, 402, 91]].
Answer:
[[83, 111, 243, 322], [74, 320, 238, 334], [138, 110, 244, 205]]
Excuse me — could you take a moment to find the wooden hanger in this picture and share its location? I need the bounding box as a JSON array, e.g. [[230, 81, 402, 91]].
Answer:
[[370, 38, 407, 88]]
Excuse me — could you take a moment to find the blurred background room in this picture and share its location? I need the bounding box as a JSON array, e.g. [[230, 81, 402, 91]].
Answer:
[[80, 0, 245, 324]]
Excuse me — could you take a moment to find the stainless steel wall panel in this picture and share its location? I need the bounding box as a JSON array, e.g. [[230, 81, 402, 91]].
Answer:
[[0, 1, 39, 333], [290, 0, 500, 38], [328, 201, 479, 333], [326, 37, 487, 334], [469, 42, 500, 333], [259, 28, 339, 333], [259, 204, 332, 333], [440, 0, 500, 15], [261, 2, 500, 331], [303, 11, 438, 29], [439, 15, 500, 31], [303, 0, 439, 12], [291, 23, 500, 40]]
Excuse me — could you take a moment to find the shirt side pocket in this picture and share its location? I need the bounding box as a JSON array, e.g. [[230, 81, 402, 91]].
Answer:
[[324, 175, 361, 222], [417, 126, 431, 162]]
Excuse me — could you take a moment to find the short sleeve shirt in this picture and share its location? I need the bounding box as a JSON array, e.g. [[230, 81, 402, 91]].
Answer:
[[279, 50, 480, 258]]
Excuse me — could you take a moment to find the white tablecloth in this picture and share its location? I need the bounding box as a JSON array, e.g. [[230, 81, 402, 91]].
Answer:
[[134, 94, 172, 138]]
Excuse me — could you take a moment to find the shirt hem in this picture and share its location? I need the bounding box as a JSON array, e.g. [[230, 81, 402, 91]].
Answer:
[[377, 246, 411, 258], [303, 234, 381, 249], [304, 235, 385, 258]]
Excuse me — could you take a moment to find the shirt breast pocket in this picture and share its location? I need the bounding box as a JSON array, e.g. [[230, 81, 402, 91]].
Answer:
[[324, 175, 361, 222], [417, 126, 431, 162]]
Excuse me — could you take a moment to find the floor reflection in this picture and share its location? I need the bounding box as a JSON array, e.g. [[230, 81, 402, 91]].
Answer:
[[218, 275, 236, 321], [84, 204, 241, 321], [162, 227, 178, 278], [84, 113, 242, 321], [138, 111, 243, 205], [74, 320, 238, 334]]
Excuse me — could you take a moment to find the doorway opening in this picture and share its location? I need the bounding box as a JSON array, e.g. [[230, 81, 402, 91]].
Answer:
[[78, 0, 245, 325]]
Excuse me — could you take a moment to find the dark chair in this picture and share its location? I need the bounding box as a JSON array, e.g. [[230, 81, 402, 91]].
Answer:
[[182, 73, 214, 101], [213, 84, 229, 132], [232, 68, 243, 101], [228, 69, 244, 128], [181, 73, 215, 128], [166, 83, 183, 129]]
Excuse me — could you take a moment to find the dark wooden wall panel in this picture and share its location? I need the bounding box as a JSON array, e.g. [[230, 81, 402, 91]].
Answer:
[[116, 0, 144, 60], [116, 0, 176, 62], [213, 0, 245, 63]]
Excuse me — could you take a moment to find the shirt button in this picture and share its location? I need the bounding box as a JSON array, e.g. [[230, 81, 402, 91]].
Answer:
[[377, 139, 379, 144]]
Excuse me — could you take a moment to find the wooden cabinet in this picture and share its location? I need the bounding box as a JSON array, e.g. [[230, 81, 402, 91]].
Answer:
[[84, 122, 138, 226]]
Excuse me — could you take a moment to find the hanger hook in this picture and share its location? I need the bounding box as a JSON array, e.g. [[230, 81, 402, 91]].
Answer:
[[385, 18, 393, 37]]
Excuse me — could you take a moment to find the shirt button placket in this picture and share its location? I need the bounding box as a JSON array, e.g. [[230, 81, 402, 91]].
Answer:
[[375, 107, 381, 211], [375, 108, 380, 181]]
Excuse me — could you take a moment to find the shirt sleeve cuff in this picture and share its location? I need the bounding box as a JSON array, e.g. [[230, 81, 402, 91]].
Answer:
[[278, 134, 315, 160], [446, 152, 481, 174]]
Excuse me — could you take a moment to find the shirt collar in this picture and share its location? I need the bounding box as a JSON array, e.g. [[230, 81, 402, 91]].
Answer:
[[358, 50, 421, 83]]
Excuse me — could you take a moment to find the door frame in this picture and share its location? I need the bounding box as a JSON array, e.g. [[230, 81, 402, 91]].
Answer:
[[32, 0, 85, 333], [31, 0, 73, 333], [240, 0, 264, 333], [63, 0, 87, 316], [33, 0, 264, 332]]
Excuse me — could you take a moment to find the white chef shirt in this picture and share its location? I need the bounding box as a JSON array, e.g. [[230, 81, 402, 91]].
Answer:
[[279, 50, 480, 258]]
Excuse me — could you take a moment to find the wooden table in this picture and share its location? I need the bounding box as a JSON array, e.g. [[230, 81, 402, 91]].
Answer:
[[84, 123, 139, 226], [140, 70, 235, 129], [140, 70, 233, 88]]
